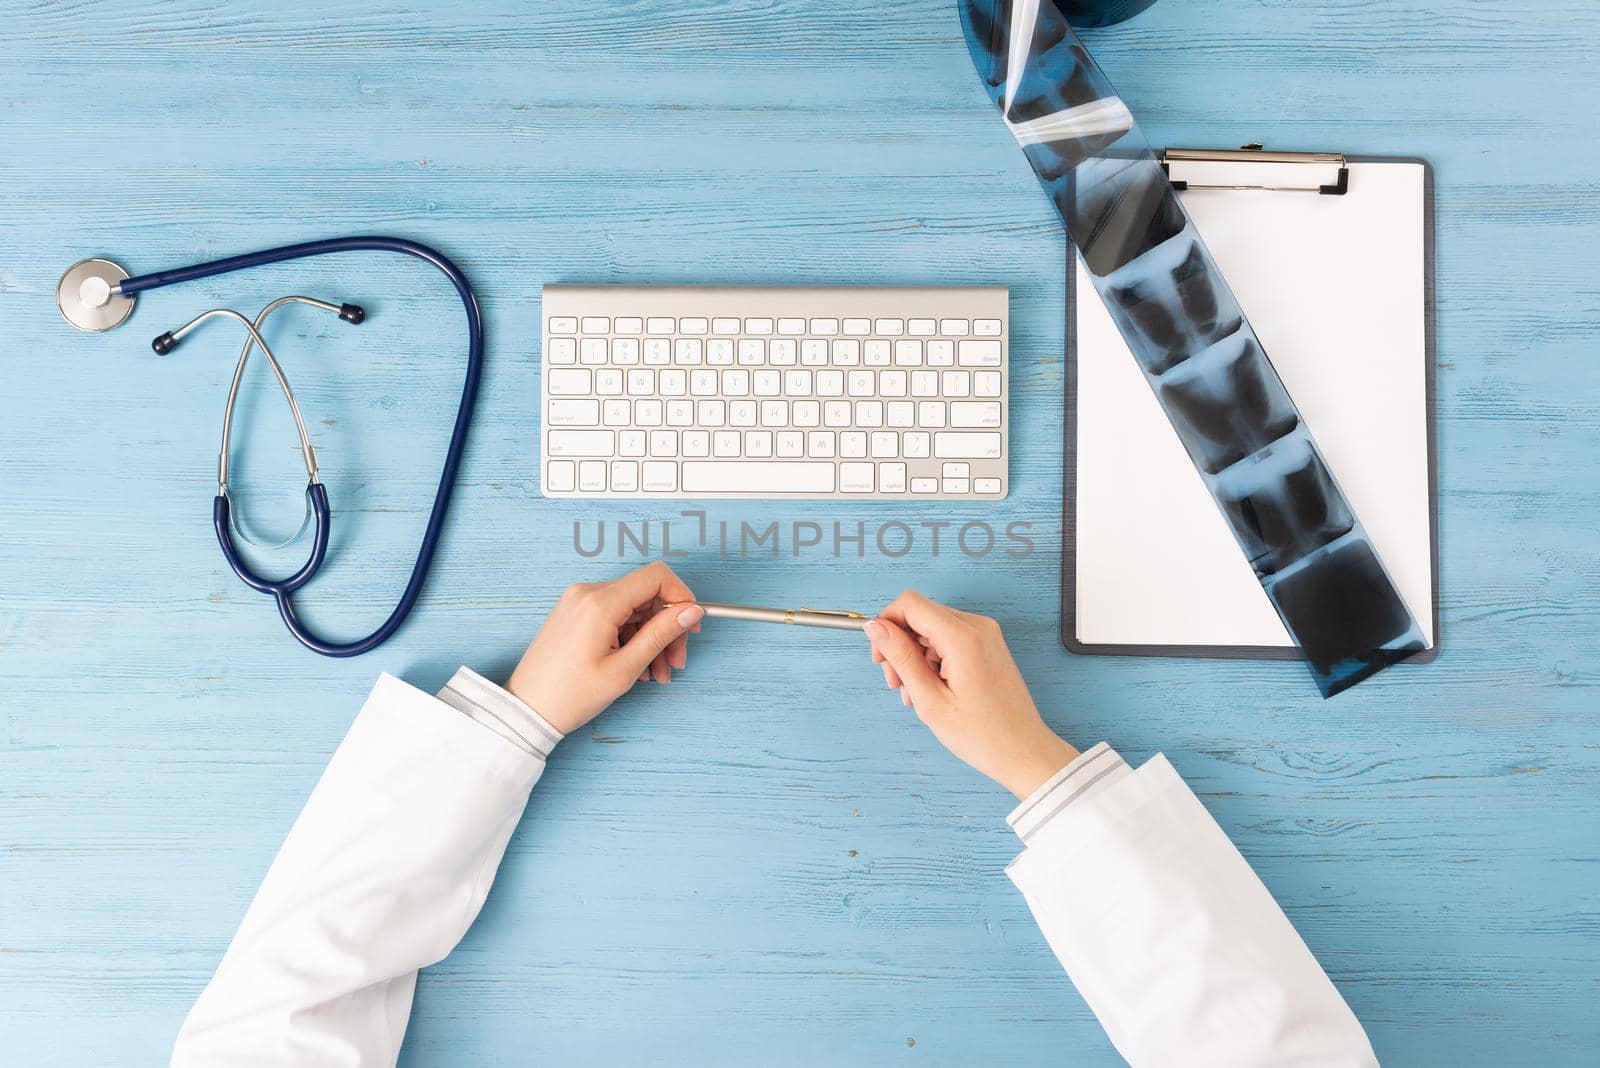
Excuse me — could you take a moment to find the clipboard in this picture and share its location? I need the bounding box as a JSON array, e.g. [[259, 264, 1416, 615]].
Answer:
[[1062, 149, 1440, 662]]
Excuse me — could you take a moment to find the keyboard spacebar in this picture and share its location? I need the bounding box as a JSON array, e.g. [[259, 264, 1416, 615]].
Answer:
[[681, 461, 836, 494]]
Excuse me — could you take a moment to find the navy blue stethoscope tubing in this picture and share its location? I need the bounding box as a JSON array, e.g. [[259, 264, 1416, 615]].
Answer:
[[123, 236, 483, 658]]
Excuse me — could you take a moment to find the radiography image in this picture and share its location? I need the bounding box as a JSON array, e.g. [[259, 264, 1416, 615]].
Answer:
[[959, 0, 1428, 696], [1215, 442, 1355, 575], [1158, 330, 1299, 471]]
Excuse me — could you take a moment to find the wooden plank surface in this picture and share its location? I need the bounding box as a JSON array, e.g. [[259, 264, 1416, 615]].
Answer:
[[1, 0, 1596, 1063]]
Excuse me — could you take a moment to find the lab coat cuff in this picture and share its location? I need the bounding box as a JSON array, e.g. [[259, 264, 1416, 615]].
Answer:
[[436, 667, 565, 761], [1006, 742, 1131, 843]]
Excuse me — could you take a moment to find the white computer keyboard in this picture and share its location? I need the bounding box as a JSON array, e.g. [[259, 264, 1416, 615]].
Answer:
[[539, 285, 1008, 499]]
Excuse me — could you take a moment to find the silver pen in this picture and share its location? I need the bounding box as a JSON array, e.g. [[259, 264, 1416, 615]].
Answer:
[[663, 601, 871, 632]]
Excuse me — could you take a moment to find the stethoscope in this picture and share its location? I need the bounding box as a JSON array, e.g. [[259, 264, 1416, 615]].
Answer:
[[56, 237, 483, 657]]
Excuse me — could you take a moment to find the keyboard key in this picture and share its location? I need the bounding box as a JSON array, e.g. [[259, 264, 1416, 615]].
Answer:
[[666, 400, 694, 426], [887, 401, 915, 428], [958, 339, 1002, 366], [697, 400, 726, 426], [840, 431, 867, 458], [683, 461, 835, 494], [778, 317, 807, 335], [651, 430, 678, 456], [938, 319, 969, 337], [646, 317, 676, 333], [611, 461, 639, 491], [855, 400, 883, 428], [894, 340, 923, 366], [548, 430, 615, 457], [547, 399, 600, 426], [706, 338, 735, 365], [927, 339, 955, 366], [777, 431, 805, 457], [644, 339, 672, 364], [943, 477, 970, 494], [658, 369, 687, 395], [612, 338, 639, 364], [918, 401, 946, 428], [615, 317, 643, 334], [635, 399, 663, 426], [864, 340, 892, 366], [546, 337, 576, 364], [580, 316, 610, 333], [800, 339, 828, 365], [690, 369, 719, 395], [729, 400, 758, 427], [904, 432, 930, 458], [908, 318, 937, 336], [603, 399, 631, 426], [816, 370, 845, 396], [880, 462, 907, 492], [745, 317, 774, 335], [942, 462, 970, 479], [911, 476, 938, 494], [619, 430, 646, 457], [809, 317, 839, 336], [911, 370, 939, 397], [745, 430, 773, 457], [880, 370, 908, 396], [840, 462, 875, 493], [675, 338, 703, 364], [934, 431, 1002, 458], [950, 401, 1001, 428], [643, 461, 679, 492], [975, 319, 1003, 336], [871, 431, 898, 458], [847, 370, 875, 397], [831, 339, 861, 365], [680, 317, 709, 334], [792, 400, 821, 427], [942, 370, 970, 397], [682, 430, 710, 457], [545, 460, 575, 492], [713, 317, 742, 334], [874, 318, 905, 337], [770, 339, 798, 365], [713, 430, 741, 456], [808, 430, 836, 458], [548, 317, 578, 334], [546, 369, 591, 396], [784, 369, 812, 394], [721, 369, 750, 395], [738, 339, 765, 365], [974, 477, 1003, 494], [753, 370, 781, 397], [975, 371, 1002, 397], [627, 369, 655, 395], [761, 400, 789, 426], [843, 317, 872, 336], [594, 369, 623, 396], [579, 460, 607, 492], [579, 338, 608, 364]]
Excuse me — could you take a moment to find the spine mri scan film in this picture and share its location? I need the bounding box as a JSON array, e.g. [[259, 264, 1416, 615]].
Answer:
[[959, 0, 1427, 696]]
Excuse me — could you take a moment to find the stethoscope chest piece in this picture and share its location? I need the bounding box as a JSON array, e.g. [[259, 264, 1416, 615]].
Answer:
[[58, 258, 136, 332]]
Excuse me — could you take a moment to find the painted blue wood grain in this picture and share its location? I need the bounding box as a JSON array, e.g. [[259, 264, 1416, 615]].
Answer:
[[2, 0, 1596, 1064]]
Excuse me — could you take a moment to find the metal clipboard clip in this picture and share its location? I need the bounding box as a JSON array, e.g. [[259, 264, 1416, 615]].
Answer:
[[1160, 144, 1350, 196]]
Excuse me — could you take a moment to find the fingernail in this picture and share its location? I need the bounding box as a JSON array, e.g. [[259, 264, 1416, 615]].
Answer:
[[676, 605, 704, 628], [863, 619, 884, 641]]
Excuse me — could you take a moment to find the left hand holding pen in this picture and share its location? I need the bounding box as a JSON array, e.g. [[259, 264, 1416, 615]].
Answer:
[[506, 561, 705, 734]]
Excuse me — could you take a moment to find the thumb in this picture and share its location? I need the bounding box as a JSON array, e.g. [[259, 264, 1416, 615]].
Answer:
[[613, 603, 702, 680], [864, 617, 944, 707]]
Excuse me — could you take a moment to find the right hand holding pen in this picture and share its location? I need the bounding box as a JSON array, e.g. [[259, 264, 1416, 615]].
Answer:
[[865, 591, 1078, 800]]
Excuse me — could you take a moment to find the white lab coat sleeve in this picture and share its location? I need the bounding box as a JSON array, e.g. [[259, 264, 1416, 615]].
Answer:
[[171, 670, 562, 1068], [1006, 744, 1378, 1068]]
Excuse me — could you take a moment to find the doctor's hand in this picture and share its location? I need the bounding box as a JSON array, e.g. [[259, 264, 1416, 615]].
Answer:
[[865, 591, 1078, 800], [505, 561, 705, 735]]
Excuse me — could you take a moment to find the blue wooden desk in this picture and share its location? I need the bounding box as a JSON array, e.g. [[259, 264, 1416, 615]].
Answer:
[[3, 2, 1596, 1064]]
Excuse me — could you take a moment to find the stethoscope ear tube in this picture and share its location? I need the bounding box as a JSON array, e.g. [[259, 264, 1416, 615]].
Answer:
[[214, 484, 331, 598]]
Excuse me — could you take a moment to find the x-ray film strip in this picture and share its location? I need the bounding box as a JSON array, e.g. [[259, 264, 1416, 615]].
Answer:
[[959, 0, 1427, 696]]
